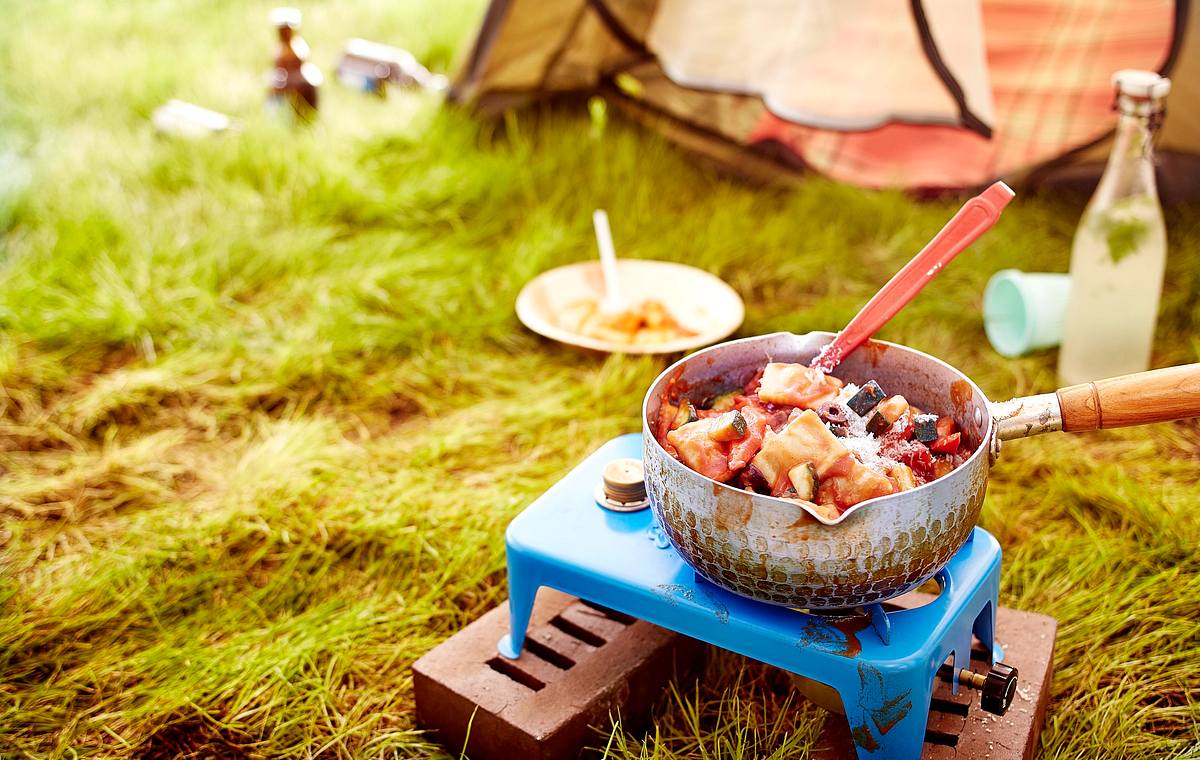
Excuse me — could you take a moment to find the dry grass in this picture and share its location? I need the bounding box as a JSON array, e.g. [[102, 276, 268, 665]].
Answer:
[[1, 0, 1198, 757]]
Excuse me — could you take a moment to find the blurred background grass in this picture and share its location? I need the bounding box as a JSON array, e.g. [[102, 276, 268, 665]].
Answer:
[[1, 0, 1197, 757]]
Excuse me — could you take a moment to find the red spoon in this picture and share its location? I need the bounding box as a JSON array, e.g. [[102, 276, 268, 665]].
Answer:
[[811, 181, 1015, 373]]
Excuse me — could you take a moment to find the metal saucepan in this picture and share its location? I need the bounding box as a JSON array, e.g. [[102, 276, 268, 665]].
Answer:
[[641, 331, 1200, 610]]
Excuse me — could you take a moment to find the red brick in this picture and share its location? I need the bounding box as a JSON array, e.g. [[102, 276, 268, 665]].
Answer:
[[413, 589, 704, 760]]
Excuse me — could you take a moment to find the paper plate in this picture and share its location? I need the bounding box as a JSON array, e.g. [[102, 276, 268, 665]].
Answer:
[[516, 259, 744, 354]]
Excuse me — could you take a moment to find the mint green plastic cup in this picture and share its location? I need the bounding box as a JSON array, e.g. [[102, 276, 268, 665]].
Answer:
[[983, 270, 1072, 358]]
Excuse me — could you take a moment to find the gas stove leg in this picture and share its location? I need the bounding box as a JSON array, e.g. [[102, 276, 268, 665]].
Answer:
[[972, 566, 1001, 663], [497, 552, 538, 660], [838, 666, 933, 760]]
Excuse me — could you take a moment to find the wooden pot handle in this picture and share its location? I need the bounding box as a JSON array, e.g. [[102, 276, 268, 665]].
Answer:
[[1057, 363, 1200, 432]]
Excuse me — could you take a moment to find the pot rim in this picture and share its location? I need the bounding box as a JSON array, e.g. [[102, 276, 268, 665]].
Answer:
[[641, 330, 996, 525]]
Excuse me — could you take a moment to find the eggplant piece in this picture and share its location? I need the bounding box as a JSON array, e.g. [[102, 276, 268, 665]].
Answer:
[[846, 380, 886, 416], [673, 401, 699, 428], [740, 463, 771, 494], [913, 414, 939, 443]]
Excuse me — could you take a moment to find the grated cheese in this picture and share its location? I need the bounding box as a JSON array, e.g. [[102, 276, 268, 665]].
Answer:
[[834, 383, 860, 404], [840, 430, 899, 475], [829, 401, 899, 474]]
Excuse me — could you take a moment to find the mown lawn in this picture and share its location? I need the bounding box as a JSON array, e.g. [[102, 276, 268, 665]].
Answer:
[[1, 1, 1198, 757]]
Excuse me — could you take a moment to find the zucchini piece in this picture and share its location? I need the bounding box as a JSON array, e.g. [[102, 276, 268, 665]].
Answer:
[[673, 401, 699, 428], [787, 462, 819, 501], [707, 410, 748, 442], [865, 395, 910, 436], [913, 413, 939, 443], [707, 390, 740, 412], [846, 380, 886, 416]]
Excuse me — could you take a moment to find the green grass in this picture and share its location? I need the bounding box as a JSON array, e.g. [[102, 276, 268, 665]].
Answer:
[[1, 1, 1198, 757]]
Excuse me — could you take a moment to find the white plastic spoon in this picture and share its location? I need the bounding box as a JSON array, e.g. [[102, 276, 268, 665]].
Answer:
[[592, 209, 626, 314]]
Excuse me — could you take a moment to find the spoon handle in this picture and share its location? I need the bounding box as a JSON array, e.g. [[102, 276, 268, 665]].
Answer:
[[812, 181, 1015, 372], [593, 209, 624, 312]]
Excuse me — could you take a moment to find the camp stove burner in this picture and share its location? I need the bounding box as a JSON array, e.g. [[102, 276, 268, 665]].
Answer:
[[501, 434, 1018, 760]]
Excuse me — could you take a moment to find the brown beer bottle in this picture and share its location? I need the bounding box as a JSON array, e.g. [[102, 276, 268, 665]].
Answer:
[[268, 8, 322, 121]]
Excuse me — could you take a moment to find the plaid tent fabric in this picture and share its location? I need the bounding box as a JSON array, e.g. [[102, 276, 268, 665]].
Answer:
[[750, 0, 1181, 189]]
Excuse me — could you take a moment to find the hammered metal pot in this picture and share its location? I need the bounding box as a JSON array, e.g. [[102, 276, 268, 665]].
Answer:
[[642, 331, 1200, 610]]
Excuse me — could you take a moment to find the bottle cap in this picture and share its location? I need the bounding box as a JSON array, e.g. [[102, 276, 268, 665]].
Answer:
[[1112, 69, 1171, 99], [270, 7, 302, 28]]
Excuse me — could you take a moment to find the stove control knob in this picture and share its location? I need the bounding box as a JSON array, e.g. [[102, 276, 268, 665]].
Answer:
[[981, 662, 1018, 715], [596, 458, 649, 512]]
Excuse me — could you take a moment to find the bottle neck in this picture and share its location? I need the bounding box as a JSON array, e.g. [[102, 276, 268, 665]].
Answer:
[[1095, 97, 1162, 203], [275, 27, 305, 69]]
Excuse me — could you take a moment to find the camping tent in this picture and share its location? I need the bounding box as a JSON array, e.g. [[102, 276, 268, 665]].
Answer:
[[452, 0, 1199, 198]]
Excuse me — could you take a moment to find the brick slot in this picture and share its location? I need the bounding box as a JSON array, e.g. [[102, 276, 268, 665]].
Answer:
[[579, 600, 637, 625], [486, 656, 546, 691], [523, 638, 576, 669], [930, 697, 970, 717], [925, 728, 960, 747], [549, 615, 607, 647]]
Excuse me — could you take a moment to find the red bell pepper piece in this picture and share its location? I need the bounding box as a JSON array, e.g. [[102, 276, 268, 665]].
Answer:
[[935, 416, 958, 438], [897, 443, 934, 480], [930, 431, 961, 454]]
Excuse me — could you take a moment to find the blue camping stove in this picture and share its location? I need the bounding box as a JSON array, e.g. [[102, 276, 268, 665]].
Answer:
[[500, 434, 1018, 760]]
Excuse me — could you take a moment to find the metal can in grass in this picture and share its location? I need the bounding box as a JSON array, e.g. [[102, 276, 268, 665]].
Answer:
[[336, 38, 449, 96], [151, 100, 233, 138]]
